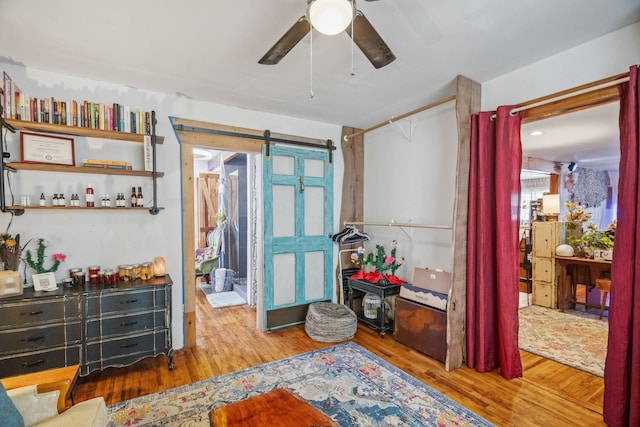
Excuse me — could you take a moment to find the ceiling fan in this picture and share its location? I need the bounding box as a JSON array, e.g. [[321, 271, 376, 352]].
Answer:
[[258, 0, 396, 69]]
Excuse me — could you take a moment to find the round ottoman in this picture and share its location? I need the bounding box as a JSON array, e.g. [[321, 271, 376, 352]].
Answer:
[[305, 302, 357, 342]]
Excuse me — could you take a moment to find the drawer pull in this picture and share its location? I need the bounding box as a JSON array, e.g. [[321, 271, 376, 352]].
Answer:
[[22, 359, 45, 368], [120, 299, 139, 305], [21, 310, 44, 316], [120, 321, 139, 327], [120, 343, 138, 349], [21, 335, 45, 342]]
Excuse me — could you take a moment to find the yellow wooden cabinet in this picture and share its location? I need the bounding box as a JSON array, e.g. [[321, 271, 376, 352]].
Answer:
[[531, 221, 563, 308]]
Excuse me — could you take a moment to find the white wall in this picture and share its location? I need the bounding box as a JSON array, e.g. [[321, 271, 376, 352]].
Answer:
[[362, 101, 458, 280], [0, 62, 343, 348], [482, 22, 640, 109], [360, 22, 640, 284]]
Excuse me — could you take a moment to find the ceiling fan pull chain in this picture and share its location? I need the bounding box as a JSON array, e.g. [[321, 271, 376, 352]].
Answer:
[[351, 7, 356, 76], [309, 23, 314, 99]]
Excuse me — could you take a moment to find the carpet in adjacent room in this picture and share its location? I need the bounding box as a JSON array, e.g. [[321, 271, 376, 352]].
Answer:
[[198, 282, 246, 308], [107, 342, 493, 426], [518, 305, 608, 377]]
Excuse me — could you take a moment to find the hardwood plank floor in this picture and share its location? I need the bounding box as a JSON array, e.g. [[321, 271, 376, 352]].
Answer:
[[74, 288, 605, 426]]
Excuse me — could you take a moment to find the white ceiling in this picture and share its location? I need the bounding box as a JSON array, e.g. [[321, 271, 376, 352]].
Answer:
[[521, 102, 621, 172], [1, 1, 638, 169]]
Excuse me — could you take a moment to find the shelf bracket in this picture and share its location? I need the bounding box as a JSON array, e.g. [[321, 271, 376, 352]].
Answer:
[[393, 120, 414, 143], [0, 103, 17, 213], [149, 111, 161, 215]]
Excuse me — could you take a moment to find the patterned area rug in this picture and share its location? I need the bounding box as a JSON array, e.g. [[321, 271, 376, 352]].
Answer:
[[107, 342, 493, 426], [518, 305, 608, 377]]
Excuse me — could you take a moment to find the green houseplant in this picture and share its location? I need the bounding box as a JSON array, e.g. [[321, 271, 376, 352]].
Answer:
[[568, 222, 615, 259]]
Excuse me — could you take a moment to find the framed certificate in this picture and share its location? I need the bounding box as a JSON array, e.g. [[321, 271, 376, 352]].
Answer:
[[32, 272, 59, 292], [20, 132, 75, 166]]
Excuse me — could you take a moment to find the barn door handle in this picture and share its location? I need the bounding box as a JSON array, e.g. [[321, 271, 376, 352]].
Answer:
[[299, 176, 305, 193]]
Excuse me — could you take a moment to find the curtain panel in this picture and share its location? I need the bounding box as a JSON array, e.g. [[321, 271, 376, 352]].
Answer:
[[467, 106, 523, 379], [604, 64, 640, 427]]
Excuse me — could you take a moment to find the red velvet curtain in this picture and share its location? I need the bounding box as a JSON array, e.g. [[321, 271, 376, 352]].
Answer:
[[467, 106, 523, 379], [604, 64, 640, 426]]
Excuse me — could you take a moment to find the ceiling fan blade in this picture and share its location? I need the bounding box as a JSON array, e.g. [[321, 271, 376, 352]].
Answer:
[[258, 16, 310, 65], [346, 12, 396, 69]]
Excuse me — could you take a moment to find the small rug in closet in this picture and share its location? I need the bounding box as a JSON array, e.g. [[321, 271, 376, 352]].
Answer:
[[198, 283, 246, 308]]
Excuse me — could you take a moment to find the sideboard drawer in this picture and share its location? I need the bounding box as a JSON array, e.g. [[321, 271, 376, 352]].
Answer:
[[86, 330, 168, 363], [0, 298, 79, 329], [85, 288, 167, 316], [0, 323, 81, 355], [0, 346, 81, 378], [85, 311, 165, 339]]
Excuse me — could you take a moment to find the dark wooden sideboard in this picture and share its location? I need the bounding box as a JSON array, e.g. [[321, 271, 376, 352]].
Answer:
[[0, 275, 173, 378]]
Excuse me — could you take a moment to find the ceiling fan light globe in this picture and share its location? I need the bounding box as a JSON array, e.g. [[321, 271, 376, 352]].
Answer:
[[307, 0, 354, 35]]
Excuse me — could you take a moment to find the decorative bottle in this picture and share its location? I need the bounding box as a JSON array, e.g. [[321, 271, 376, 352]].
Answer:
[[130, 187, 137, 207], [86, 183, 95, 207], [39, 193, 46, 207], [136, 186, 144, 207]]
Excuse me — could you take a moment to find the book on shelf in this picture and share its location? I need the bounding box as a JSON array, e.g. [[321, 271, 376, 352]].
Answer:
[[82, 159, 133, 170], [1, 71, 154, 134], [143, 135, 153, 172]]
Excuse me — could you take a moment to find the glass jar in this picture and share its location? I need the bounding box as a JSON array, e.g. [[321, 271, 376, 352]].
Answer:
[[62, 278, 74, 288], [140, 262, 152, 280], [118, 265, 130, 282], [73, 271, 86, 287], [69, 267, 82, 278], [88, 265, 101, 284], [104, 269, 118, 286], [98, 270, 109, 285], [131, 264, 141, 280]]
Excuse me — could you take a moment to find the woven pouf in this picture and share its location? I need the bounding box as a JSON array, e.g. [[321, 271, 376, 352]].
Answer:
[[305, 302, 357, 342]]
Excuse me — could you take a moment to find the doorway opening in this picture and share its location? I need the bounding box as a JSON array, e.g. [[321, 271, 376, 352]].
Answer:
[[193, 148, 258, 310]]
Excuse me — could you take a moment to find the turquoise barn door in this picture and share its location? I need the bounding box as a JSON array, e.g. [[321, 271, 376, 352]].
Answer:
[[262, 145, 333, 329]]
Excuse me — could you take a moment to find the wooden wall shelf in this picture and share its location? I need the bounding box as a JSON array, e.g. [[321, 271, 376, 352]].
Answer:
[[6, 162, 164, 177], [4, 119, 164, 144]]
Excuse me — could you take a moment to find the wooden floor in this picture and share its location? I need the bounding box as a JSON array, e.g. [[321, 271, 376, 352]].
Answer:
[[74, 288, 606, 426]]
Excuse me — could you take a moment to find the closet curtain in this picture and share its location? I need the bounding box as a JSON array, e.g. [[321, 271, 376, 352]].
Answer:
[[466, 106, 523, 379], [604, 64, 640, 426]]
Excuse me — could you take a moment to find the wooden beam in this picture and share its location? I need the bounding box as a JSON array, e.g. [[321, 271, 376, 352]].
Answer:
[[521, 157, 562, 174], [336, 126, 364, 301], [181, 143, 197, 348], [449, 75, 481, 371], [521, 72, 627, 123]]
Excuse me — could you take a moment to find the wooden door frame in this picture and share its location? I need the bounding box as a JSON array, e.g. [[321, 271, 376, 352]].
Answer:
[[172, 117, 328, 347]]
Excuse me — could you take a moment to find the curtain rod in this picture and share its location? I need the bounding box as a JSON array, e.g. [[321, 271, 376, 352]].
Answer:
[[345, 220, 453, 230], [492, 75, 630, 119], [344, 94, 457, 141]]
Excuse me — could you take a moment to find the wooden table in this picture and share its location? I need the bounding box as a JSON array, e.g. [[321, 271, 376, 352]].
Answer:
[[555, 256, 611, 311], [209, 388, 337, 426], [1, 364, 79, 413]]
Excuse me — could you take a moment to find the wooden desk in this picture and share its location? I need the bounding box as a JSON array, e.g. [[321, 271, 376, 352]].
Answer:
[[555, 256, 611, 311], [209, 388, 337, 426]]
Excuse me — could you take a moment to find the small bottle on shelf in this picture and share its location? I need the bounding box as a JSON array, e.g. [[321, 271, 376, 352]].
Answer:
[[52, 194, 59, 206], [130, 186, 137, 207], [39, 193, 46, 207], [86, 183, 95, 207], [136, 186, 144, 207], [105, 194, 111, 207], [59, 193, 66, 207]]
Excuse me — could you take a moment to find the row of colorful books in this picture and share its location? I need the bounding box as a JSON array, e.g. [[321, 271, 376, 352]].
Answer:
[[2, 72, 152, 135]]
